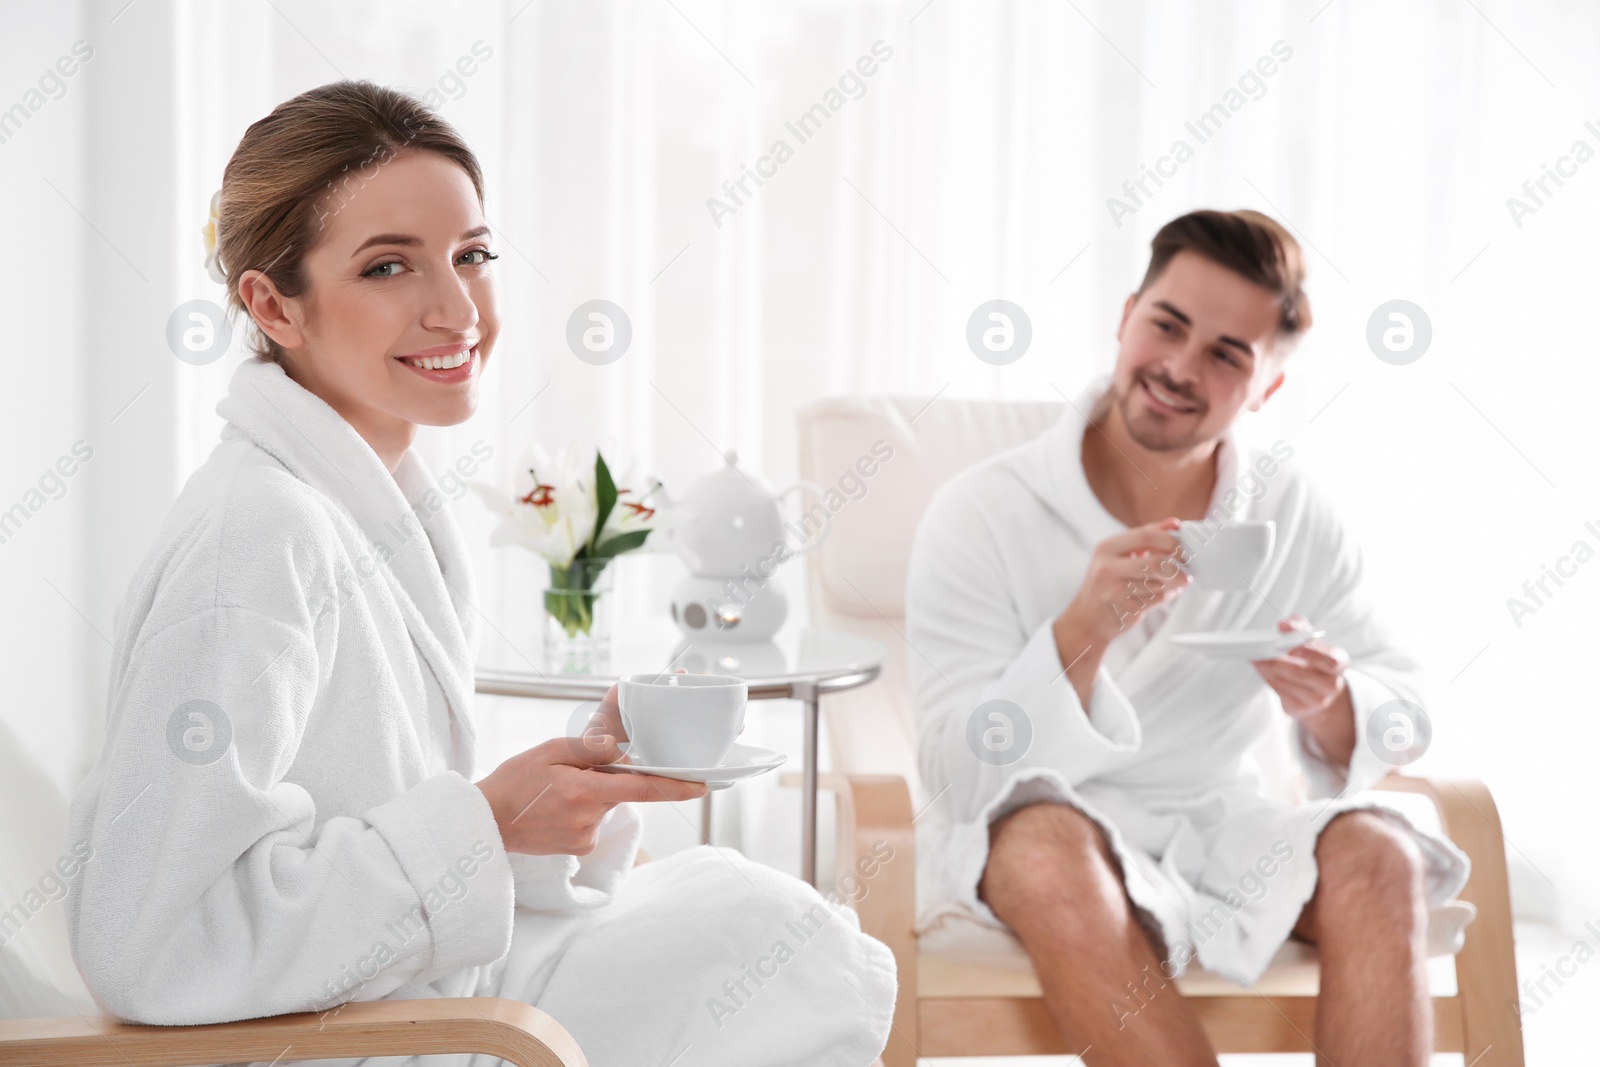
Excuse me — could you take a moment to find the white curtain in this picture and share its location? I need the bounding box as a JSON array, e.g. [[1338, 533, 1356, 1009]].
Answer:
[[139, 0, 1600, 923]]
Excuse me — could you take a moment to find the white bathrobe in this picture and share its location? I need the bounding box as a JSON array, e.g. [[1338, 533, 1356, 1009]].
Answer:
[[62, 356, 896, 1067], [904, 375, 1473, 985]]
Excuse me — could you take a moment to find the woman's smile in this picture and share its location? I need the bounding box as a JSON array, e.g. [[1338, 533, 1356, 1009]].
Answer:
[[395, 340, 480, 383]]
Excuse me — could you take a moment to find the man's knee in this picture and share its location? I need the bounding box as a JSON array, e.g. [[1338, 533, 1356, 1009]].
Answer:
[[980, 802, 1122, 916], [1314, 811, 1427, 920]]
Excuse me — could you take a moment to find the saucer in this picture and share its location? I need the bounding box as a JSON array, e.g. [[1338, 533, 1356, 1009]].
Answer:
[[596, 742, 787, 790], [1171, 627, 1325, 660]]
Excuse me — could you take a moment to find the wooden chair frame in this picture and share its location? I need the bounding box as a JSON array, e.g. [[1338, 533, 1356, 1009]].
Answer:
[[2, 773, 1524, 1067], [0, 685, 632, 1067], [0, 996, 584, 1067], [821, 768, 1525, 1065]]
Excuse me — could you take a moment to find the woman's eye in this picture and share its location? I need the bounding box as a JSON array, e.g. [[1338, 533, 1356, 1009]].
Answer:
[[363, 249, 497, 277], [1154, 320, 1174, 334], [1214, 349, 1239, 366]]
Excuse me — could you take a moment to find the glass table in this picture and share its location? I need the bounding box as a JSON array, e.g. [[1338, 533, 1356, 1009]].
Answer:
[[475, 620, 886, 886]]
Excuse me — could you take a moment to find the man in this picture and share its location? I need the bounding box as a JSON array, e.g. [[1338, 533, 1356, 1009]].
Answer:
[[904, 209, 1472, 1065]]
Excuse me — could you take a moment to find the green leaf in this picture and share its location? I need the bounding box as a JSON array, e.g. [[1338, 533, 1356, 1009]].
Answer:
[[591, 451, 618, 555], [592, 529, 650, 559]]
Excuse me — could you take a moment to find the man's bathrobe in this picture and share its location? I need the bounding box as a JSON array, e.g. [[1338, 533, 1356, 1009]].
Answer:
[[904, 376, 1473, 984], [62, 356, 895, 1067]]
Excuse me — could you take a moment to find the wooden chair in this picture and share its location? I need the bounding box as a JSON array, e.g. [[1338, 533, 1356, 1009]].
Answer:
[[0, 711, 887, 1067], [0, 718, 587, 1067], [794, 394, 1526, 1065], [0, 997, 585, 1067]]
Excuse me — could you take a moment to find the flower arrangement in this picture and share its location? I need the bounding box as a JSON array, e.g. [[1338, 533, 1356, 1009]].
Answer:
[[470, 444, 664, 659]]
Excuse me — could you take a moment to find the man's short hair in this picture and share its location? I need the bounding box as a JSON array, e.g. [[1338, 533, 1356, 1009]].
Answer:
[[1136, 209, 1312, 344]]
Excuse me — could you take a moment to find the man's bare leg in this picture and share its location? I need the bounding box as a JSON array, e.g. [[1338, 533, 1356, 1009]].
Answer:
[[980, 802, 1218, 1067], [1291, 810, 1432, 1067]]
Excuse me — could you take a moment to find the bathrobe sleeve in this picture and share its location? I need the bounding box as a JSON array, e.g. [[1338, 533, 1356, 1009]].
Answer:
[[905, 475, 1142, 827], [66, 503, 515, 1025], [1283, 481, 1431, 799]]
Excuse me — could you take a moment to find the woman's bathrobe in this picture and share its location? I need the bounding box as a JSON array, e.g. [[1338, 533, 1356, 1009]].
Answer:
[[62, 356, 895, 1067], [904, 375, 1473, 984]]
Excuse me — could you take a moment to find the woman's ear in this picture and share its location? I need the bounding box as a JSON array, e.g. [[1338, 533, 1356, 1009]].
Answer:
[[236, 269, 305, 351]]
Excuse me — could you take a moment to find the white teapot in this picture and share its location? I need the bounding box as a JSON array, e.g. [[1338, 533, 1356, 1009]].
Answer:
[[655, 452, 827, 640]]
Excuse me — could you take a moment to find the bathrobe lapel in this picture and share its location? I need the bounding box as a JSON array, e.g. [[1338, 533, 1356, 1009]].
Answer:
[[214, 358, 479, 758]]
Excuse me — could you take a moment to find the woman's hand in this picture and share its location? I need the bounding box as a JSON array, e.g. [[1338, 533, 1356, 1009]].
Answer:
[[474, 692, 707, 856], [582, 682, 629, 750]]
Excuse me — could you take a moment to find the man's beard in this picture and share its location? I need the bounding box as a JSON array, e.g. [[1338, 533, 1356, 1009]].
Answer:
[[1111, 374, 1208, 453]]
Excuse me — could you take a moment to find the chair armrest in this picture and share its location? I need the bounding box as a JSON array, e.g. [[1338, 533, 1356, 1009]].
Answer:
[[835, 774, 919, 1066], [0, 997, 585, 1067], [1370, 772, 1513, 938], [1370, 772, 1511, 909], [1372, 772, 1523, 1061]]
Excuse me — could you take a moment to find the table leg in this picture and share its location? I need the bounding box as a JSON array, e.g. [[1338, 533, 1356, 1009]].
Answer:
[[801, 687, 819, 887]]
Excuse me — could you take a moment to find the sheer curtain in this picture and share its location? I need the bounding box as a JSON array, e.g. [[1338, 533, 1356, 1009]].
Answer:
[[155, 0, 1600, 922]]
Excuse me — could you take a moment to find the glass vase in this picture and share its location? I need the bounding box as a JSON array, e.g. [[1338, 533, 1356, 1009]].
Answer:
[[543, 558, 615, 673]]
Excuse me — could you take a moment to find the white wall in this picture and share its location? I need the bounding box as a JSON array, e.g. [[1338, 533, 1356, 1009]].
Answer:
[[7, 0, 1598, 959]]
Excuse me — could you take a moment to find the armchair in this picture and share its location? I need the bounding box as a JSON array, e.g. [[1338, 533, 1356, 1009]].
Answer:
[[794, 394, 1525, 1065], [0, 718, 585, 1067]]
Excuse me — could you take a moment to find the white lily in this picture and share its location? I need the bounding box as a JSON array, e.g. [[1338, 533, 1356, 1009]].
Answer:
[[467, 442, 598, 568], [597, 460, 668, 548]]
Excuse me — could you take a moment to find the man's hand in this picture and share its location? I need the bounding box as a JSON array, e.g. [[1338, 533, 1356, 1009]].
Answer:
[[1250, 615, 1349, 719], [1052, 518, 1191, 707], [1251, 614, 1356, 767]]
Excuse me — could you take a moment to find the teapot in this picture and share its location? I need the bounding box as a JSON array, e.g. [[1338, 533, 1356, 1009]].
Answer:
[[654, 452, 828, 640]]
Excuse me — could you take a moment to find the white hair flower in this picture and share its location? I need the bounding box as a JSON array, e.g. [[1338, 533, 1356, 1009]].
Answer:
[[201, 189, 226, 284]]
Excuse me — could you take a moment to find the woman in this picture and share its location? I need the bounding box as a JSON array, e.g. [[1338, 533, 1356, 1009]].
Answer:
[[62, 80, 895, 1067]]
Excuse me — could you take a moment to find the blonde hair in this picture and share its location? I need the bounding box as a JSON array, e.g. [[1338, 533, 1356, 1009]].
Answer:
[[213, 79, 485, 363]]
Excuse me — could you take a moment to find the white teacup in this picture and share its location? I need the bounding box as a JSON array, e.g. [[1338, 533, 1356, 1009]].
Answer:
[[617, 672, 747, 768], [1175, 519, 1275, 591]]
